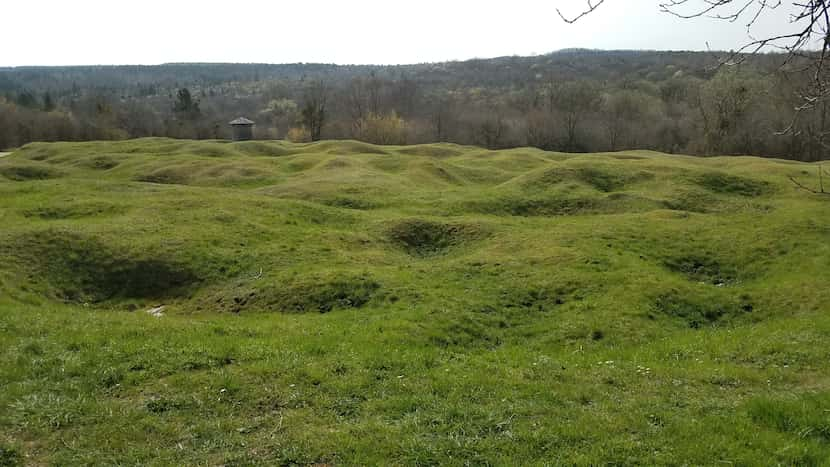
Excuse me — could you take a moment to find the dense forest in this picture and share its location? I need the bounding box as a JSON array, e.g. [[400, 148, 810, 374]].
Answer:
[[0, 49, 826, 160]]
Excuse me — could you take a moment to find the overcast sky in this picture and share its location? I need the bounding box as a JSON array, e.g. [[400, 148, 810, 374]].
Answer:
[[2, 0, 803, 66]]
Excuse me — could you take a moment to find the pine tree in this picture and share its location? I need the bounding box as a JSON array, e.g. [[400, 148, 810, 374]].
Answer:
[[42, 92, 55, 112], [173, 88, 200, 119]]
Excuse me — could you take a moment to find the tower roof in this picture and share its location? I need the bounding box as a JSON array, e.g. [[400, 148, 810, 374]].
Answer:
[[229, 117, 255, 125]]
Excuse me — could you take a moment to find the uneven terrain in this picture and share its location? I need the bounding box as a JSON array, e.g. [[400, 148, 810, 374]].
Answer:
[[1, 138, 829, 465]]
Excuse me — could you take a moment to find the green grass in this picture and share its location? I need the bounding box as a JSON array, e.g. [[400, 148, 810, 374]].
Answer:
[[1, 138, 829, 465]]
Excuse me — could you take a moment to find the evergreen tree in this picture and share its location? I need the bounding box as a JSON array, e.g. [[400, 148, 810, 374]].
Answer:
[[42, 92, 55, 112], [173, 88, 200, 119]]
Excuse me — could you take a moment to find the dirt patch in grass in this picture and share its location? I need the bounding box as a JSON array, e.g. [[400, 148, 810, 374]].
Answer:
[[696, 172, 774, 197], [385, 219, 488, 257], [10, 230, 200, 302], [0, 163, 63, 181]]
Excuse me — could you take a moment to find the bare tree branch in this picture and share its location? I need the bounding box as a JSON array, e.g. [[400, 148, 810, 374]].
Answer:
[[559, 0, 830, 161], [557, 0, 606, 23], [560, 1, 830, 103]]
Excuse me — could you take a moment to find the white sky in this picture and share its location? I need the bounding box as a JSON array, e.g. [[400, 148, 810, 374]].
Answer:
[[1, 0, 804, 66]]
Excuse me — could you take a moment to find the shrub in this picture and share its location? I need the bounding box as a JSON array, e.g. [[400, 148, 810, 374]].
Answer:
[[356, 112, 407, 145], [286, 126, 312, 143], [0, 445, 21, 467]]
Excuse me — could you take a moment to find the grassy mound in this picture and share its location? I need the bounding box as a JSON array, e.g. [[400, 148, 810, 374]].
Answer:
[[319, 196, 380, 210], [0, 163, 62, 181], [134, 166, 191, 185], [696, 171, 774, 196], [21, 202, 126, 220], [208, 273, 381, 314], [231, 140, 294, 157], [1, 139, 830, 465], [263, 274, 381, 313], [512, 165, 654, 192], [397, 144, 464, 158], [310, 140, 388, 155], [411, 160, 465, 185], [77, 155, 120, 170], [476, 195, 600, 216]]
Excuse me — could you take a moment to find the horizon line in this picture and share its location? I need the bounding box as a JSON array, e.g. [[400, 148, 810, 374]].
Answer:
[[0, 48, 792, 70]]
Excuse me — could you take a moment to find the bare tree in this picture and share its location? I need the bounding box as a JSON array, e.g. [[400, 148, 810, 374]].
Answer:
[[301, 80, 327, 141], [601, 90, 651, 151], [550, 81, 600, 151], [560, 1, 829, 105], [367, 72, 382, 116], [561, 0, 830, 178], [430, 96, 455, 142], [346, 77, 369, 137], [478, 114, 507, 149]]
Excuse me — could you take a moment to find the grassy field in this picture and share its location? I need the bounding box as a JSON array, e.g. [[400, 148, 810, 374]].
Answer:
[[1, 138, 829, 465]]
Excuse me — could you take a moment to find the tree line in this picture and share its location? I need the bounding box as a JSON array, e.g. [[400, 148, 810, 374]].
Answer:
[[0, 50, 826, 161]]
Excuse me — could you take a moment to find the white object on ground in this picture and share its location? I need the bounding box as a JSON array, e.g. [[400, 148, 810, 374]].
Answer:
[[145, 305, 165, 317]]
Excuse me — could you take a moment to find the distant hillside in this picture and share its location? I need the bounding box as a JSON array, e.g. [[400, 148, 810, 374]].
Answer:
[[0, 50, 738, 91], [0, 50, 824, 161]]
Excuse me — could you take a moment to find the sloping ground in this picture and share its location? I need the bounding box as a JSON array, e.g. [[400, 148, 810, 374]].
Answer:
[[1, 139, 829, 465]]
